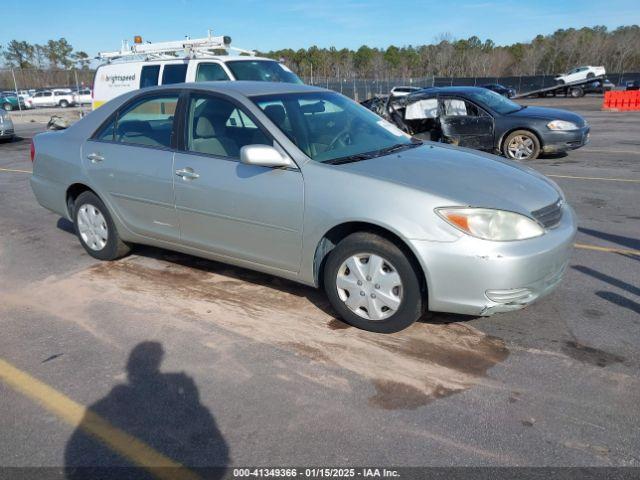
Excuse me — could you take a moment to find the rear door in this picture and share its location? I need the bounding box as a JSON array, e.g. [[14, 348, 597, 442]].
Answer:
[[82, 92, 181, 241], [438, 96, 494, 151], [172, 91, 304, 272]]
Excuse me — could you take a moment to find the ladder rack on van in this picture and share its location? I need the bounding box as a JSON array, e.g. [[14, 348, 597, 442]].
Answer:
[[97, 31, 256, 62]]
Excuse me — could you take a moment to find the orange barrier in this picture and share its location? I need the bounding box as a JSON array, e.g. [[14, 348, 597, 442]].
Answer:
[[603, 90, 640, 111]]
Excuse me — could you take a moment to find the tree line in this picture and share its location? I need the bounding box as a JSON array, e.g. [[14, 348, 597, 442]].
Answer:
[[258, 25, 640, 79], [0, 38, 90, 70], [1, 25, 638, 80]]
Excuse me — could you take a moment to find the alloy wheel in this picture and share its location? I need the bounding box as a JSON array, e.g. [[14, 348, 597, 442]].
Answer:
[[507, 135, 535, 160]]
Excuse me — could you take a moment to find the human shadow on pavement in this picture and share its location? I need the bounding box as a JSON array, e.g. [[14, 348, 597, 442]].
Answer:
[[64, 341, 229, 480]]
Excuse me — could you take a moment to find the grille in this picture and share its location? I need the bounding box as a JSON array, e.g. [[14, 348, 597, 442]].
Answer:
[[532, 199, 563, 229]]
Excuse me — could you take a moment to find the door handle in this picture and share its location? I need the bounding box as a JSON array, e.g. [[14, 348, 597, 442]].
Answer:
[[87, 153, 104, 163], [175, 168, 200, 180]]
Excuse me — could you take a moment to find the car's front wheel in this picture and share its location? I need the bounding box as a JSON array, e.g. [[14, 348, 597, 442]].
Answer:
[[3, 103, 12, 111], [503, 130, 541, 161], [323, 232, 424, 333], [73, 191, 130, 260]]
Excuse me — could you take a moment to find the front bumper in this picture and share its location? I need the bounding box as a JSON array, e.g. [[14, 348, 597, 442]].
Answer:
[[542, 126, 590, 154], [411, 204, 577, 316]]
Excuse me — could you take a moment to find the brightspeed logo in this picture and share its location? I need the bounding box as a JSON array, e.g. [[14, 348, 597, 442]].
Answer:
[[102, 73, 136, 85]]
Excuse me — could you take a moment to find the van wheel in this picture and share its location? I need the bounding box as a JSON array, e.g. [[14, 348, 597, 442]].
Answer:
[[59, 100, 69, 108], [503, 130, 541, 161], [323, 232, 424, 333], [73, 191, 130, 260]]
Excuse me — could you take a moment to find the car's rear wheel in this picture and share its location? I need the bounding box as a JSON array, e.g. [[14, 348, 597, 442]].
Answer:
[[323, 232, 424, 333], [59, 100, 69, 108], [73, 191, 130, 260], [3, 103, 12, 111], [503, 130, 541, 161], [587, 72, 595, 79], [557, 79, 565, 85]]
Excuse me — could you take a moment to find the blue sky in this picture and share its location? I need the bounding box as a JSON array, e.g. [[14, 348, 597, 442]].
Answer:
[[1, 0, 638, 56]]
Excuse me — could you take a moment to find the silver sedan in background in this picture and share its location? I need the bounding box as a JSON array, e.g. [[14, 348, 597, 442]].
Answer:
[[30, 81, 576, 333]]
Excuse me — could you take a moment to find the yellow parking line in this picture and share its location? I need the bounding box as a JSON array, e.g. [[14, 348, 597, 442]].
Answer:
[[547, 174, 640, 183], [0, 167, 32, 174], [574, 243, 640, 256], [0, 358, 200, 480]]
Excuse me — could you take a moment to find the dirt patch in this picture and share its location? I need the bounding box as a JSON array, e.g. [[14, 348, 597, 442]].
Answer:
[[1, 252, 510, 410], [327, 319, 351, 330], [369, 380, 456, 410], [562, 341, 625, 368]]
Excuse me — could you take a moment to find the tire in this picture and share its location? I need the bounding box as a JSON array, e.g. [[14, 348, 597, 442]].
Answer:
[[503, 130, 541, 161], [59, 100, 69, 108], [570, 87, 584, 98], [323, 232, 424, 333], [73, 191, 130, 261], [557, 79, 565, 85], [3, 103, 12, 111], [587, 72, 595, 79]]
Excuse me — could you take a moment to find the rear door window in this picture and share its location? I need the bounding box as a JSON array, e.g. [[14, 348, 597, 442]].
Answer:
[[94, 94, 179, 148], [161, 64, 188, 85], [196, 63, 230, 82], [140, 65, 160, 88]]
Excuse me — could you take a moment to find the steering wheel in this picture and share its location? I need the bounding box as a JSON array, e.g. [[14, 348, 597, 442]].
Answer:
[[327, 130, 353, 152]]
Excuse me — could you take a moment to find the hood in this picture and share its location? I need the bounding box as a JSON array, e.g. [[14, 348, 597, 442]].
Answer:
[[335, 144, 562, 215], [508, 106, 586, 126]]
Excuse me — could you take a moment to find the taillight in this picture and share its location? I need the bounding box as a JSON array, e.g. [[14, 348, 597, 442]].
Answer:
[[30, 140, 35, 162]]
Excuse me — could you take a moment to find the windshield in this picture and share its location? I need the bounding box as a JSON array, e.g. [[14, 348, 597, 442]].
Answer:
[[466, 89, 521, 114], [226, 60, 303, 84], [253, 91, 417, 163]]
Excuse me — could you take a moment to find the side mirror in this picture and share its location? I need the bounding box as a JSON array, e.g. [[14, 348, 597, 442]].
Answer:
[[240, 145, 295, 168]]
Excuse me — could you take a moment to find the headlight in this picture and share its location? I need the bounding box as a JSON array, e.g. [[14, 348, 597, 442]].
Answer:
[[547, 120, 579, 131], [436, 207, 544, 241]]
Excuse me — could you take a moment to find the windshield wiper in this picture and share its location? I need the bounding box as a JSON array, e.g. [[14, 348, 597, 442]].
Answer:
[[375, 141, 423, 156], [324, 152, 377, 165], [325, 141, 423, 165]]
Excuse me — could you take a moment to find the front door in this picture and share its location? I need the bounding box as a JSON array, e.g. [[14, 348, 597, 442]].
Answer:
[[173, 92, 304, 273], [83, 93, 181, 241], [439, 96, 494, 151]]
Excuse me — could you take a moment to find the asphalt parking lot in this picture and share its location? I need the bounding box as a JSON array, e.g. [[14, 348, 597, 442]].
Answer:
[[0, 96, 639, 474]]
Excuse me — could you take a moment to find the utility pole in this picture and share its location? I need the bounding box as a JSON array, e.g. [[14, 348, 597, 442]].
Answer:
[[11, 68, 23, 113]]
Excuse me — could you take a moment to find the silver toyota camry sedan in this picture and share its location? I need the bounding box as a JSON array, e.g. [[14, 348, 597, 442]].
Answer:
[[31, 81, 576, 333]]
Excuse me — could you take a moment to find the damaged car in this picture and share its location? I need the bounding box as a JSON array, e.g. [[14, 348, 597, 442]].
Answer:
[[366, 86, 590, 160]]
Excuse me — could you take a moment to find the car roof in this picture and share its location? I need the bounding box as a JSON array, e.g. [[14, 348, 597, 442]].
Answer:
[[148, 80, 328, 97]]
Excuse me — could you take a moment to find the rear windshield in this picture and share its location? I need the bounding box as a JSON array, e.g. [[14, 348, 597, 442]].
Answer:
[[225, 60, 302, 84]]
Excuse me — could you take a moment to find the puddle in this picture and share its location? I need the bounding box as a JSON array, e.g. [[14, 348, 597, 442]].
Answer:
[[562, 341, 625, 368], [1, 252, 510, 410]]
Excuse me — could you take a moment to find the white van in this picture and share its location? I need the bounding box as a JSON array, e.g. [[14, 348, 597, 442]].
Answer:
[[92, 34, 302, 110]]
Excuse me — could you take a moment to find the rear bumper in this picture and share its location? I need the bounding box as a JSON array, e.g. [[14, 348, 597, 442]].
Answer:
[[411, 204, 577, 316], [542, 126, 590, 153]]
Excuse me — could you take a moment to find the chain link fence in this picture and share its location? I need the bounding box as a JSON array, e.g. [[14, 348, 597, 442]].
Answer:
[[0, 68, 95, 93], [2, 68, 639, 101], [302, 73, 640, 100]]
